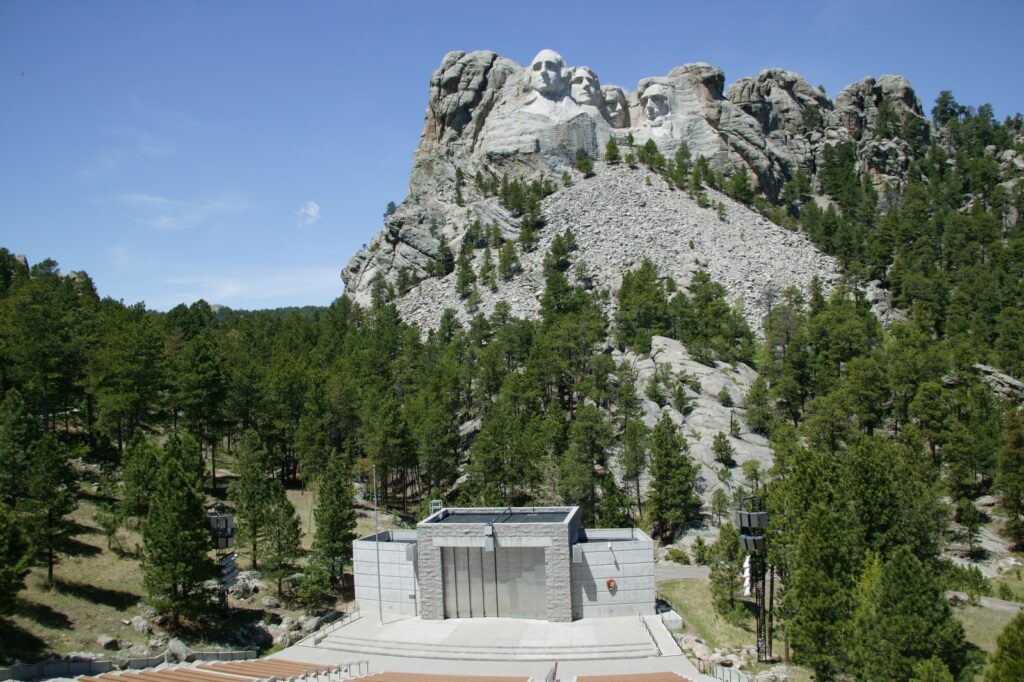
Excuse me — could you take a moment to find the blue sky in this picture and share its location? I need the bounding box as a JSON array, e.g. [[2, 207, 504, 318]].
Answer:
[[2, 0, 1021, 310]]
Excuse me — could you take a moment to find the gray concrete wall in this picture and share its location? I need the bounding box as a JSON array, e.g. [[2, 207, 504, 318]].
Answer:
[[571, 528, 655, 619], [352, 530, 419, 618], [416, 507, 578, 622]]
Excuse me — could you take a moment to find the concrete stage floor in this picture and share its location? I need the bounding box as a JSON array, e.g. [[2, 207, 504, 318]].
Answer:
[[274, 613, 710, 680]]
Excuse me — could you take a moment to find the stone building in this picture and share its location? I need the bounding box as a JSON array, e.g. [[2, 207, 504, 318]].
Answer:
[[353, 506, 654, 622]]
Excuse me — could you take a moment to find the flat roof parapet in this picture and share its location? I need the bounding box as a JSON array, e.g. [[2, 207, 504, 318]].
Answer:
[[421, 506, 575, 525]]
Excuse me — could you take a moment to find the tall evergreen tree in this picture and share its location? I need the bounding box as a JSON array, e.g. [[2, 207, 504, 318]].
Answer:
[[263, 484, 302, 595], [311, 452, 357, 582], [0, 504, 31, 615], [0, 389, 36, 508], [141, 449, 215, 627], [996, 411, 1024, 547], [120, 434, 160, 522], [559, 404, 612, 526], [620, 418, 649, 519], [648, 413, 700, 541], [850, 546, 966, 682], [986, 611, 1024, 682], [24, 434, 77, 585], [709, 522, 744, 617], [787, 503, 860, 680], [228, 430, 275, 569]]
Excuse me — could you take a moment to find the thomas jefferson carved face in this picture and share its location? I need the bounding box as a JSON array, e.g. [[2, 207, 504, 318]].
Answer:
[[602, 85, 629, 127], [528, 49, 568, 98], [641, 83, 670, 123], [570, 67, 600, 106]]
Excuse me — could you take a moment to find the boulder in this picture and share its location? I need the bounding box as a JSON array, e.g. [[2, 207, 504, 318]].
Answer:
[[149, 634, 168, 649], [96, 634, 118, 650], [130, 615, 152, 635], [261, 595, 281, 609], [166, 637, 191, 663]]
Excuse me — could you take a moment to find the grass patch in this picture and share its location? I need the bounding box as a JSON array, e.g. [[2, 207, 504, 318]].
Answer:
[[658, 579, 754, 650], [955, 604, 1015, 655], [657, 578, 814, 681], [0, 492, 150, 664]]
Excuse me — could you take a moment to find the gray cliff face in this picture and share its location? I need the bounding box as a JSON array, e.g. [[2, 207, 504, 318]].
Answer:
[[342, 50, 929, 325]]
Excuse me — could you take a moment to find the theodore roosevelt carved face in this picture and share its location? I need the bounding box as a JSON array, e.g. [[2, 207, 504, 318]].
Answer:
[[602, 85, 629, 127]]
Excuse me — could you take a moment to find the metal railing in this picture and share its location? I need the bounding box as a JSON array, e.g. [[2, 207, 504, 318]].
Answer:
[[308, 604, 361, 645], [0, 649, 256, 681], [638, 613, 661, 656], [696, 660, 753, 682]]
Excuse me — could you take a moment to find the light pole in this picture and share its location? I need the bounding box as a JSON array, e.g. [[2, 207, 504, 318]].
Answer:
[[373, 465, 383, 625]]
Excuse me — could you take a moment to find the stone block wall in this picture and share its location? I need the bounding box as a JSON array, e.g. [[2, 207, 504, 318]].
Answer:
[[416, 507, 578, 622], [570, 528, 655, 618], [352, 530, 419, 618]]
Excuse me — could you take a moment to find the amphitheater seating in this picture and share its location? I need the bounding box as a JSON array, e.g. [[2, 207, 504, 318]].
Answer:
[[575, 674, 690, 682]]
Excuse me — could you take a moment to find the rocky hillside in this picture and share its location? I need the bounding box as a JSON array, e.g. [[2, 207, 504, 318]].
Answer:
[[342, 48, 932, 325], [393, 161, 840, 332]]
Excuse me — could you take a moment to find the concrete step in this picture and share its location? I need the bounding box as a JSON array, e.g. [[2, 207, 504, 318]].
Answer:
[[322, 633, 653, 653], [642, 615, 683, 656], [314, 636, 657, 661]]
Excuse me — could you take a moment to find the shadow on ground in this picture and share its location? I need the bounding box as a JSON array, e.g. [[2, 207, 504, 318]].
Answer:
[[0, 618, 52, 665], [55, 579, 139, 610], [15, 599, 71, 630]]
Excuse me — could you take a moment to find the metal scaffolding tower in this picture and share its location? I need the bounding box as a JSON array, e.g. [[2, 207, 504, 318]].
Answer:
[[736, 499, 769, 663]]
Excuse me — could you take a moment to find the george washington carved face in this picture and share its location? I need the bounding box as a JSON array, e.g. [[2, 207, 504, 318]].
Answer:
[[528, 49, 569, 98]]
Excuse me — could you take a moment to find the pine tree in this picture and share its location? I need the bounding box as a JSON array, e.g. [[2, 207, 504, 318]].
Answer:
[[559, 405, 612, 526], [228, 430, 275, 569], [728, 167, 754, 204], [435, 234, 455, 276], [996, 411, 1024, 546], [498, 242, 521, 280], [311, 452, 357, 582], [479, 246, 497, 291], [120, 434, 160, 522], [142, 450, 215, 627], [620, 418, 648, 519], [851, 546, 967, 682], [0, 389, 36, 508], [648, 413, 700, 541], [709, 522, 744, 617], [24, 434, 77, 585], [596, 474, 632, 527], [0, 504, 31, 615], [605, 139, 621, 165], [712, 432, 736, 466], [263, 483, 302, 595], [455, 251, 476, 299], [787, 503, 860, 680], [910, 657, 955, 682], [575, 149, 595, 177], [986, 611, 1024, 682]]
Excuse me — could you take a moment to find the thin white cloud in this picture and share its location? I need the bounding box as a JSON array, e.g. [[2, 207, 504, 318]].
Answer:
[[108, 245, 135, 267], [118, 193, 247, 230], [297, 200, 321, 225], [156, 266, 341, 309]]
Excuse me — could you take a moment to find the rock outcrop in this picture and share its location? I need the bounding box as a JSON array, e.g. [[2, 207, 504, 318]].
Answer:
[[343, 49, 930, 327]]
